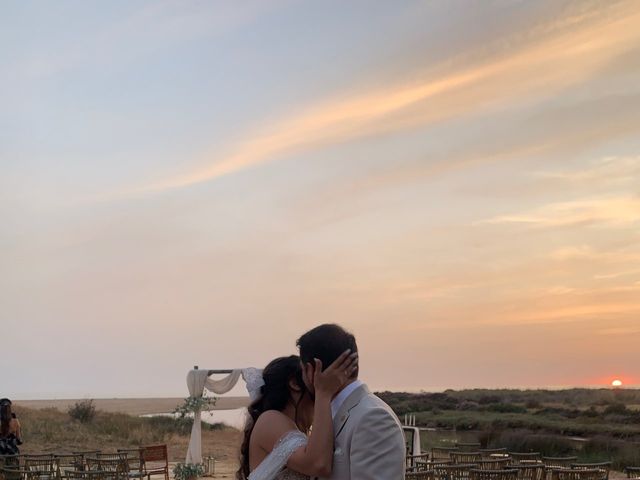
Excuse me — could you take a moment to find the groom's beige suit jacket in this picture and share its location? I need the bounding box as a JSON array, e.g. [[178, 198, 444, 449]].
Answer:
[[318, 383, 406, 480]]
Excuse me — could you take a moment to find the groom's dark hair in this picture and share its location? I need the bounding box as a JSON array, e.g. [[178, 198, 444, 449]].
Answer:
[[296, 324, 358, 377]]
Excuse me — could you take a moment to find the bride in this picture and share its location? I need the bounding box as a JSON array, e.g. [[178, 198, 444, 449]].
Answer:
[[237, 350, 358, 480]]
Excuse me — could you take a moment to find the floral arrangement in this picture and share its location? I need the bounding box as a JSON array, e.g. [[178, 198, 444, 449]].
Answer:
[[173, 394, 217, 418], [173, 463, 205, 480]]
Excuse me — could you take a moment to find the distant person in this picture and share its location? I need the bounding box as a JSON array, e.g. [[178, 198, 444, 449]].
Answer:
[[0, 398, 22, 455], [297, 324, 406, 480]]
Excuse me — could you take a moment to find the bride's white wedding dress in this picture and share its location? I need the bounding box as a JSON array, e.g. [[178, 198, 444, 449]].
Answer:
[[248, 430, 309, 480]]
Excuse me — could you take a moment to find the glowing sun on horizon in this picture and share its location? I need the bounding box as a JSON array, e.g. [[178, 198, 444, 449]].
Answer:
[[612, 379, 623, 387]]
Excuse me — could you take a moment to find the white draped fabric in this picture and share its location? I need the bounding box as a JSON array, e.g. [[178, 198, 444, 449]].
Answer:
[[185, 368, 251, 464]]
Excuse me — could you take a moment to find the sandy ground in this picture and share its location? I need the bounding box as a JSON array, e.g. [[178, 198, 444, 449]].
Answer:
[[15, 397, 250, 415], [171, 429, 243, 478]]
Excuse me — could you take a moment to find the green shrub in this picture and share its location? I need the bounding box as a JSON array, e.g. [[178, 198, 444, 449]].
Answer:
[[486, 403, 527, 414], [490, 430, 575, 455], [173, 463, 204, 480], [526, 399, 542, 409], [603, 403, 629, 415], [68, 399, 96, 423]]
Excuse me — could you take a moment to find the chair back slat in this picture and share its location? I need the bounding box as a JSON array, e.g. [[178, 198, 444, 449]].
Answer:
[[434, 464, 478, 480], [543, 458, 578, 469], [570, 464, 611, 480], [406, 454, 430, 470], [53, 454, 85, 479], [515, 465, 545, 480], [477, 459, 511, 471], [140, 446, 166, 464], [554, 469, 607, 480], [480, 449, 508, 459], [86, 457, 127, 480], [509, 453, 542, 463], [65, 471, 106, 480], [625, 467, 640, 480], [139, 446, 168, 480], [451, 453, 482, 465], [470, 469, 519, 480], [432, 448, 460, 462], [115, 450, 142, 475], [407, 473, 435, 480], [18, 458, 59, 480]]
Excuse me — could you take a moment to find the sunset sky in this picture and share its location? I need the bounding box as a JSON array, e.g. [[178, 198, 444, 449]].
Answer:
[[2, 0, 639, 399]]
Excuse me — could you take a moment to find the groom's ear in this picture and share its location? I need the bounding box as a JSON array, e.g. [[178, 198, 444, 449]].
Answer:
[[304, 361, 315, 385]]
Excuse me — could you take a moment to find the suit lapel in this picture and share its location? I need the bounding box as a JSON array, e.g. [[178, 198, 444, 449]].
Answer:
[[333, 384, 369, 438]]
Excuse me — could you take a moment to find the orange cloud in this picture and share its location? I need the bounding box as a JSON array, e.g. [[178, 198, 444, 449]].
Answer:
[[121, 2, 640, 197], [483, 196, 640, 228]]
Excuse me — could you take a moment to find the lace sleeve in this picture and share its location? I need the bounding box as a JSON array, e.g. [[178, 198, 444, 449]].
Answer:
[[248, 430, 308, 480]]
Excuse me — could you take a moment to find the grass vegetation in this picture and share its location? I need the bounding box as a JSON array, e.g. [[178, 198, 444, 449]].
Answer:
[[13, 403, 232, 461], [377, 388, 640, 470]]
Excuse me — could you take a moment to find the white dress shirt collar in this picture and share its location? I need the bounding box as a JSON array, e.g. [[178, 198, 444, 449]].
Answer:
[[331, 379, 363, 419]]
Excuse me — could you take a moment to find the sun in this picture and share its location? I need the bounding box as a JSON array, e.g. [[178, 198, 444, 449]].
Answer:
[[612, 379, 623, 387]]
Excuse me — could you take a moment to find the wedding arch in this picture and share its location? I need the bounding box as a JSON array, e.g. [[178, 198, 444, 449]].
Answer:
[[184, 366, 259, 464]]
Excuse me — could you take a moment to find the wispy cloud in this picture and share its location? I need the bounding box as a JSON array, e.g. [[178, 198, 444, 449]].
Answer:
[[598, 325, 640, 336], [119, 1, 640, 198], [288, 92, 640, 229], [533, 156, 640, 186], [483, 196, 640, 228], [490, 301, 640, 326], [549, 245, 640, 263]]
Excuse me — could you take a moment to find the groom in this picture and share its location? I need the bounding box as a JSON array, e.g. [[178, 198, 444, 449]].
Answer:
[[297, 324, 406, 480]]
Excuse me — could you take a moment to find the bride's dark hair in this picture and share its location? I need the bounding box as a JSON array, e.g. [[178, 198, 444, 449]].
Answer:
[[237, 355, 307, 480]]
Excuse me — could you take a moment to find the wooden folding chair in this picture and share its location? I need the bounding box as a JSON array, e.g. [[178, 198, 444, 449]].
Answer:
[[86, 458, 125, 480], [139, 447, 168, 480], [54, 454, 84, 480], [115, 450, 144, 480], [24, 458, 58, 480], [70, 453, 100, 473], [434, 464, 478, 480]]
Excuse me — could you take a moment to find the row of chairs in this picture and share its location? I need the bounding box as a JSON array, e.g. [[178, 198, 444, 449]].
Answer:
[[407, 469, 608, 480], [0, 446, 169, 480], [406, 449, 612, 480], [414, 448, 604, 469], [430, 448, 560, 463]]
